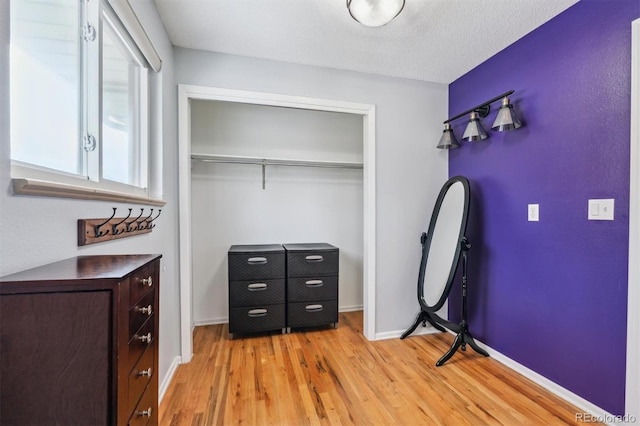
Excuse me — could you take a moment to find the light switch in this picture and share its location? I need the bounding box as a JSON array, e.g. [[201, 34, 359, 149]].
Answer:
[[588, 199, 614, 220], [528, 204, 539, 222]]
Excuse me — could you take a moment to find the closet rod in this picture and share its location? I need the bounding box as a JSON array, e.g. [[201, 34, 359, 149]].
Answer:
[[191, 154, 364, 169], [191, 154, 363, 189]]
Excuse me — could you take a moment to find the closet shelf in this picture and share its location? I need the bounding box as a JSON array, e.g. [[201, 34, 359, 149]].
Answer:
[[191, 153, 363, 169], [191, 153, 363, 189]]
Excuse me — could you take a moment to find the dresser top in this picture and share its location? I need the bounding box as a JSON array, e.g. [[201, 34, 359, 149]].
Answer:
[[0, 254, 162, 284], [228, 244, 284, 254], [282, 243, 337, 252]]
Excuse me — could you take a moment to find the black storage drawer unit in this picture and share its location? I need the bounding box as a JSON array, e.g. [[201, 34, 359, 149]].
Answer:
[[228, 245, 285, 280], [288, 301, 338, 329], [229, 278, 285, 306], [229, 304, 286, 333], [286, 243, 339, 277], [228, 244, 286, 336], [287, 276, 338, 303], [283, 243, 339, 330]]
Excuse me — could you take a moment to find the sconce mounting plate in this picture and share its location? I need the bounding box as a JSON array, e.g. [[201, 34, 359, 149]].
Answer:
[[476, 105, 491, 118]]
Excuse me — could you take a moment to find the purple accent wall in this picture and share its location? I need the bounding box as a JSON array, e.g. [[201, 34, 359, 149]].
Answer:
[[448, 0, 639, 415]]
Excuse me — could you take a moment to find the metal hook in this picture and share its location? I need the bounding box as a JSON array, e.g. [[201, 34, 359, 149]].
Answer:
[[136, 209, 154, 231], [146, 209, 162, 229], [94, 207, 117, 237], [125, 209, 145, 232], [112, 208, 132, 235]]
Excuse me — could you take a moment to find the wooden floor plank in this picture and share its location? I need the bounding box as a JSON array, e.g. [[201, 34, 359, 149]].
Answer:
[[159, 311, 598, 425]]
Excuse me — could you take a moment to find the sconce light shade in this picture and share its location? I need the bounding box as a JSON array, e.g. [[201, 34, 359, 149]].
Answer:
[[347, 0, 405, 27], [491, 96, 522, 131], [461, 111, 488, 142], [436, 123, 459, 149]]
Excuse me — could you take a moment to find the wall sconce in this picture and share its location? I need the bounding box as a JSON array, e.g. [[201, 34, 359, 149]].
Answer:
[[437, 90, 523, 149], [347, 0, 405, 27]]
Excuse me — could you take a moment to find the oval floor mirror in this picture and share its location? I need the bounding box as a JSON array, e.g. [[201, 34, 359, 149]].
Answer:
[[401, 176, 488, 366]]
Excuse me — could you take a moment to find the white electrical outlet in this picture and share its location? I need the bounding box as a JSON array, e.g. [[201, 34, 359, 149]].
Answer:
[[588, 199, 614, 220], [528, 204, 539, 222]]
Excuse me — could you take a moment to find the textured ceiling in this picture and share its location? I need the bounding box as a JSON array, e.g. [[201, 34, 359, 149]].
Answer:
[[152, 0, 579, 84]]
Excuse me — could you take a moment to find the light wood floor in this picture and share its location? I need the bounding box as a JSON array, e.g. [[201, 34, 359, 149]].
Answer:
[[159, 311, 595, 425]]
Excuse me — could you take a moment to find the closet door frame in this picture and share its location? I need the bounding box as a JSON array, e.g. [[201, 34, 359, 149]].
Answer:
[[177, 84, 376, 362]]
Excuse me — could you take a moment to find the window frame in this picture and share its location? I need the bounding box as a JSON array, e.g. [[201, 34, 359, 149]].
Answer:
[[9, 0, 162, 205]]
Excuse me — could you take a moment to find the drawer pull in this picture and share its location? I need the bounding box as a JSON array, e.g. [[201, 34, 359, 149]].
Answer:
[[248, 308, 268, 317], [137, 367, 152, 377], [141, 276, 153, 287], [305, 255, 324, 262], [247, 257, 267, 265], [138, 332, 152, 344], [138, 407, 153, 418], [305, 280, 324, 287], [305, 304, 324, 312], [137, 304, 153, 316], [248, 283, 268, 291]]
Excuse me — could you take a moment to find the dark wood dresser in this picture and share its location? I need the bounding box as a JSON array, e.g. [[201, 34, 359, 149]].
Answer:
[[0, 254, 161, 426], [227, 244, 286, 337], [284, 243, 339, 330]]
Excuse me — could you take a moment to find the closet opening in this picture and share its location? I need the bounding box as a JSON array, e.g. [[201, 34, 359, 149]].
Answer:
[[178, 85, 376, 362]]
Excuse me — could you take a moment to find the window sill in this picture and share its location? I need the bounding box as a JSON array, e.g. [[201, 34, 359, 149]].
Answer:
[[12, 178, 166, 206]]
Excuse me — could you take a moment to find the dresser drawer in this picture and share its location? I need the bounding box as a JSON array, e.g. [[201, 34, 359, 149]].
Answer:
[[229, 278, 285, 307], [228, 252, 285, 281], [129, 316, 155, 371], [130, 262, 157, 307], [128, 381, 156, 426], [287, 276, 338, 302], [128, 344, 155, 416], [229, 304, 285, 334], [130, 289, 155, 338], [288, 301, 338, 328], [285, 249, 338, 277]]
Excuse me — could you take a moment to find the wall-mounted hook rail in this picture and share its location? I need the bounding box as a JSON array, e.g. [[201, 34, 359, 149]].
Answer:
[[93, 207, 117, 237], [111, 209, 132, 235], [125, 209, 144, 233], [146, 209, 162, 229], [137, 209, 154, 231], [78, 207, 159, 246]]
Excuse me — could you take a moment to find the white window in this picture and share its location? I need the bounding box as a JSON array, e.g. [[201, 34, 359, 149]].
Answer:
[[101, 6, 148, 188], [10, 0, 82, 176], [10, 0, 160, 202]]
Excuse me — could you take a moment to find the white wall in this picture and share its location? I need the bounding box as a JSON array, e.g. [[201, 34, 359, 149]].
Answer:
[[190, 101, 364, 323], [0, 0, 181, 388], [175, 48, 449, 334]]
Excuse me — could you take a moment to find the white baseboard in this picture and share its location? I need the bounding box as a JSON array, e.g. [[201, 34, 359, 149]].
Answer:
[[374, 325, 440, 341], [339, 304, 363, 312], [395, 328, 619, 424], [475, 341, 621, 425], [193, 316, 227, 326], [158, 356, 182, 404]]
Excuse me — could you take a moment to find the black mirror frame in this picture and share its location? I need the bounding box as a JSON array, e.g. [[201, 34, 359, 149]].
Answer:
[[417, 175, 470, 313]]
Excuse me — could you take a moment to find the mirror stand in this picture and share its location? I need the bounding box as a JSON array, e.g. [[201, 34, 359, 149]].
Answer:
[[400, 176, 487, 366], [401, 310, 446, 338], [435, 238, 488, 366]]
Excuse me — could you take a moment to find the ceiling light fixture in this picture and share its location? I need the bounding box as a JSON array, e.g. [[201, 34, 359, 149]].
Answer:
[[347, 0, 405, 27], [436, 90, 523, 149]]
